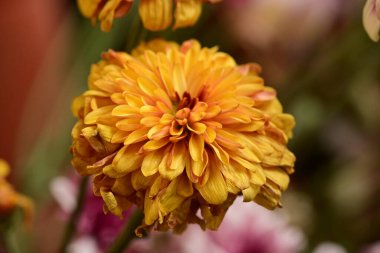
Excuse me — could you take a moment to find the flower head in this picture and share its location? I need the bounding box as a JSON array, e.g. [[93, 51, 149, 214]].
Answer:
[[71, 39, 296, 234], [0, 159, 33, 223], [363, 0, 380, 41], [77, 0, 219, 32]]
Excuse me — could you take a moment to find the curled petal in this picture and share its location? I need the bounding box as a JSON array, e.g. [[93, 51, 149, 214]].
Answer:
[[189, 134, 204, 161]]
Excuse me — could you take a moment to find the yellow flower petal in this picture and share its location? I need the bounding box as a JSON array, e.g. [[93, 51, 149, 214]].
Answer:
[[124, 128, 149, 145], [176, 175, 193, 197], [141, 150, 162, 176], [187, 122, 207, 134], [191, 151, 208, 177], [158, 143, 186, 180], [84, 105, 115, 125], [112, 105, 140, 117], [100, 188, 123, 217], [189, 133, 204, 161], [97, 124, 117, 142], [203, 126, 216, 144], [111, 176, 135, 196], [242, 185, 260, 202], [116, 118, 142, 131], [195, 160, 228, 205], [144, 191, 159, 225], [172, 64, 187, 97], [149, 176, 169, 198], [201, 195, 235, 230], [71, 96, 85, 118], [263, 167, 290, 191], [209, 142, 229, 164], [158, 179, 186, 215], [220, 163, 250, 190], [131, 170, 156, 191], [143, 138, 170, 151], [109, 146, 143, 177]]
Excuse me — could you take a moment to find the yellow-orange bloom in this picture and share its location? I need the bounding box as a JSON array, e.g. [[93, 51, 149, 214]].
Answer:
[[0, 159, 33, 224], [71, 39, 295, 234], [77, 0, 220, 32]]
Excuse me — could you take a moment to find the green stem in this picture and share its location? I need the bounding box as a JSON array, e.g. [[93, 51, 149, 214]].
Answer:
[[106, 209, 144, 253], [58, 176, 89, 253], [125, 11, 144, 52], [0, 229, 16, 253]]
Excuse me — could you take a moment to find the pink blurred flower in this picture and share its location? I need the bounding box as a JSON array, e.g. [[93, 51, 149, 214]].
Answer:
[[52, 178, 305, 253], [361, 241, 380, 253], [50, 176, 129, 252], [128, 198, 306, 253], [207, 200, 306, 253]]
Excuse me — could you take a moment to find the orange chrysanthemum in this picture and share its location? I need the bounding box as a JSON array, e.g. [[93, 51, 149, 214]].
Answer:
[[77, 0, 220, 32], [0, 159, 33, 224], [71, 39, 295, 234]]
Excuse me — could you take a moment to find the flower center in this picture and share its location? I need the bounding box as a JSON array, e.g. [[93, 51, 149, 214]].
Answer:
[[177, 92, 197, 111]]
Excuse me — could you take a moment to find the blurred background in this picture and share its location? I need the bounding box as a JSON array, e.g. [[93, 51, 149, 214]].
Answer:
[[1, 0, 379, 252]]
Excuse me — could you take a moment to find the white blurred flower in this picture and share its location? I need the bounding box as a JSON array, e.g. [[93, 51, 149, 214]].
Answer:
[[313, 242, 347, 253], [50, 176, 77, 213], [223, 0, 340, 51], [68, 236, 99, 253]]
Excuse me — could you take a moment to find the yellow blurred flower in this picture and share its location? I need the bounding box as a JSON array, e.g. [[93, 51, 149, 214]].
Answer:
[[0, 159, 33, 224], [71, 39, 295, 234], [363, 0, 380, 41], [77, 0, 219, 32]]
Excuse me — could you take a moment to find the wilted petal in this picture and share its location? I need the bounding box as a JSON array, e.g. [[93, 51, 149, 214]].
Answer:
[[263, 167, 290, 191], [100, 189, 123, 217], [242, 185, 260, 202], [144, 191, 159, 225]]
